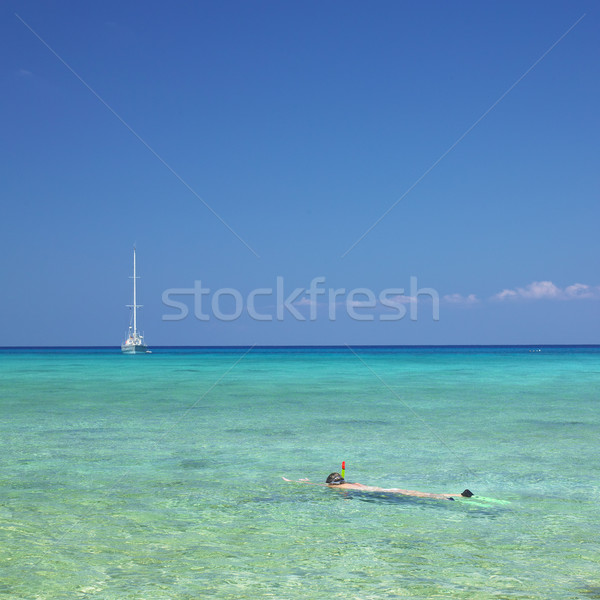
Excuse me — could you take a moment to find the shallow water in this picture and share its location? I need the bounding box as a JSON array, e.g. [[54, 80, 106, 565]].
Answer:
[[1, 346, 599, 599]]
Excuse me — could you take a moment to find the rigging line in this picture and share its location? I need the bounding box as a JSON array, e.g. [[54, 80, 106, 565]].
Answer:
[[341, 13, 586, 258], [15, 13, 260, 258]]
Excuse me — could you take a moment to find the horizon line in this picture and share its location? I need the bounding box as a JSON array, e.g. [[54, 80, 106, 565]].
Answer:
[[1, 344, 599, 350]]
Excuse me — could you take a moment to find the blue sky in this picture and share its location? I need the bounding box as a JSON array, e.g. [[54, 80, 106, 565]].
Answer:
[[1, 1, 598, 346]]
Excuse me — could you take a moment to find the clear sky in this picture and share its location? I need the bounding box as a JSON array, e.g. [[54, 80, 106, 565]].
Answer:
[[1, 1, 598, 346]]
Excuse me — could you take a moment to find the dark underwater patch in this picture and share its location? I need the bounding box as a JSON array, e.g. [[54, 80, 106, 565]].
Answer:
[[179, 459, 212, 469], [521, 419, 590, 427]]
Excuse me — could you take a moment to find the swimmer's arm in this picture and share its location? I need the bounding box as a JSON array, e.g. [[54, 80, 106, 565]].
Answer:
[[282, 478, 370, 489], [282, 477, 328, 486]]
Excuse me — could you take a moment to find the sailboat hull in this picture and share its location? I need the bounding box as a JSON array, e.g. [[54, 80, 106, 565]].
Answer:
[[121, 343, 148, 354]]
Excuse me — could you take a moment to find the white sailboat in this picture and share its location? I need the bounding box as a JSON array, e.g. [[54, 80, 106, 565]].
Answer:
[[121, 247, 149, 354]]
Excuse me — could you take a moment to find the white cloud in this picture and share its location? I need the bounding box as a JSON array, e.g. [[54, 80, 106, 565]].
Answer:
[[345, 299, 372, 308], [294, 297, 316, 306], [564, 283, 596, 299], [495, 289, 518, 300], [443, 293, 479, 305], [385, 294, 417, 305], [492, 281, 600, 301]]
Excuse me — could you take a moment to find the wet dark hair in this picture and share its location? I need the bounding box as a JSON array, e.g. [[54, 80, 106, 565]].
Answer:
[[326, 472, 345, 485], [461, 489, 474, 498]]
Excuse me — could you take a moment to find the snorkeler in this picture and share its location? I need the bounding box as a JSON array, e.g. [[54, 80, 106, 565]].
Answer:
[[324, 472, 473, 500], [282, 474, 473, 501]]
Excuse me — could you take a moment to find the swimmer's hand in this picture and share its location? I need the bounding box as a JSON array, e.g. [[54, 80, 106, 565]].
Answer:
[[282, 477, 324, 486]]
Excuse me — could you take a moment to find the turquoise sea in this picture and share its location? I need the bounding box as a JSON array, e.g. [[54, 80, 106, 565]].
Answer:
[[1, 346, 599, 599]]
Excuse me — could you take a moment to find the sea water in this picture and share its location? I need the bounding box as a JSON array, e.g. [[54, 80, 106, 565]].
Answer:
[[0, 346, 599, 599]]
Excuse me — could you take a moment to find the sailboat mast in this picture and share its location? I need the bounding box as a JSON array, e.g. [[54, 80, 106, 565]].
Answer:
[[133, 247, 137, 335], [122, 246, 149, 353]]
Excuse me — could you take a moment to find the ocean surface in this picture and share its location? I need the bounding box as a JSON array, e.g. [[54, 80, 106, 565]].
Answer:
[[0, 346, 599, 599]]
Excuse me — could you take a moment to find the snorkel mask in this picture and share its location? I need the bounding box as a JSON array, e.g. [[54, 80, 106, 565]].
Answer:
[[326, 472, 345, 485]]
